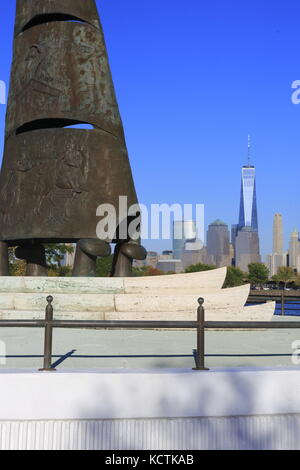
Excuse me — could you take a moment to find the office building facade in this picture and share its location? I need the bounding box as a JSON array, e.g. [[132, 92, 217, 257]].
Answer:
[[207, 220, 231, 268], [273, 214, 283, 254], [172, 220, 199, 260], [266, 214, 287, 277], [289, 229, 300, 272], [235, 227, 261, 272]]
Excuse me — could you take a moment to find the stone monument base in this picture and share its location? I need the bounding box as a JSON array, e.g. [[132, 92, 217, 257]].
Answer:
[[0, 268, 275, 323], [0, 367, 299, 450]]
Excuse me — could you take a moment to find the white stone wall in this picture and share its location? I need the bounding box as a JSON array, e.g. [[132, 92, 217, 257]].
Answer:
[[1, 368, 300, 450]]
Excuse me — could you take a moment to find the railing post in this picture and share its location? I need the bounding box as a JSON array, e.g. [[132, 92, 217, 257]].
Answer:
[[193, 297, 209, 371], [281, 291, 285, 316], [39, 296, 56, 372]]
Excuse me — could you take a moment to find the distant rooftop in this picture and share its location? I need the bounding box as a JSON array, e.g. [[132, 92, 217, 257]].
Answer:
[[240, 226, 257, 232], [209, 219, 227, 227]]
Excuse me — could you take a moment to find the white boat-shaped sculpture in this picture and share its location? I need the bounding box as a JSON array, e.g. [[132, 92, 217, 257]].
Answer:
[[0, 267, 227, 294], [123, 267, 227, 293], [0, 269, 275, 323], [0, 284, 249, 313]]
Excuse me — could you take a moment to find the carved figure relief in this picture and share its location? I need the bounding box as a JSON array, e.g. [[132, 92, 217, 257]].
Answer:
[[0, 1, 147, 277]]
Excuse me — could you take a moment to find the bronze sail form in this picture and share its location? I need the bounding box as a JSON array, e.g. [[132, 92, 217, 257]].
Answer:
[[0, 0, 146, 276]]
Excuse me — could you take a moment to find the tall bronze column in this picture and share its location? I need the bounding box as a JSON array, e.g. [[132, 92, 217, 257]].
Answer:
[[0, 242, 9, 276], [0, 0, 146, 276]]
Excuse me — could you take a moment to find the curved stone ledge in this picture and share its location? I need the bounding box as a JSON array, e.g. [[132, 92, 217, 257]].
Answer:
[[0, 284, 250, 314], [115, 284, 250, 313], [0, 268, 227, 294], [105, 302, 275, 323], [124, 267, 227, 293], [0, 302, 275, 323]]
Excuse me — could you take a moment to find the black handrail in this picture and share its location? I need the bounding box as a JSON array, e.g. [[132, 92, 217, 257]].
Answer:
[[248, 291, 300, 316], [0, 297, 300, 371]]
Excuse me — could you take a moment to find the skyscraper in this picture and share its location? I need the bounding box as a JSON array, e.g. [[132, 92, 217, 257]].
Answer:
[[273, 214, 284, 254], [266, 214, 287, 277], [207, 220, 231, 267], [238, 138, 258, 232], [235, 227, 261, 272], [289, 229, 300, 272], [233, 137, 261, 272], [173, 220, 198, 260]]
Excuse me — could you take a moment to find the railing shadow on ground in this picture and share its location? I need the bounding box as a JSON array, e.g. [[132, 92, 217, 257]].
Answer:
[[1, 296, 300, 370]]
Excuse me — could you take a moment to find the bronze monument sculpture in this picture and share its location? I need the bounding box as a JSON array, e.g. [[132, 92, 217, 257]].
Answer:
[[0, 0, 146, 277]]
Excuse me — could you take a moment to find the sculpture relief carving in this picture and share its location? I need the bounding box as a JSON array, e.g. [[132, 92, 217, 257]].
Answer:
[[0, 1, 147, 277]]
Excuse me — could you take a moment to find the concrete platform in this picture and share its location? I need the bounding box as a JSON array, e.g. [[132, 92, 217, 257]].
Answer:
[[1, 366, 300, 450], [0, 315, 298, 370]]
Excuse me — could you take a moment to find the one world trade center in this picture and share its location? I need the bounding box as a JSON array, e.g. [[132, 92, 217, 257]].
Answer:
[[233, 137, 260, 271]]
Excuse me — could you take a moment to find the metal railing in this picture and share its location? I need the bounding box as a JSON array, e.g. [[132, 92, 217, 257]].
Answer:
[[1, 296, 300, 371], [248, 291, 300, 316]]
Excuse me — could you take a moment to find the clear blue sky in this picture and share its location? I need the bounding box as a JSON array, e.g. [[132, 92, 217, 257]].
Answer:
[[1, 0, 300, 257]]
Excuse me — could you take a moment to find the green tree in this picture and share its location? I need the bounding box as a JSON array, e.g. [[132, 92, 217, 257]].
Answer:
[[48, 265, 72, 277], [9, 244, 75, 276], [293, 274, 300, 288], [45, 244, 75, 270], [272, 266, 297, 289], [132, 266, 166, 277], [247, 263, 269, 286], [185, 263, 217, 273], [96, 255, 114, 277], [223, 266, 246, 288], [9, 259, 26, 276]]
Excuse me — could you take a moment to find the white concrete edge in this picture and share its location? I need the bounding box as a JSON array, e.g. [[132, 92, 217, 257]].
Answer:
[[1, 367, 300, 421]]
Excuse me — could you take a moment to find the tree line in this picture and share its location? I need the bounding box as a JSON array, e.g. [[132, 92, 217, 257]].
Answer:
[[8, 245, 299, 289]]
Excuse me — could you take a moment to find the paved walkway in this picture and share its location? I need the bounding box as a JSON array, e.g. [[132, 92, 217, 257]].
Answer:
[[0, 316, 299, 370]]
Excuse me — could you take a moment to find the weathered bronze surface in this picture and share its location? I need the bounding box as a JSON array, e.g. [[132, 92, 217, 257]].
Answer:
[[0, 0, 146, 276], [72, 239, 111, 277], [0, 242, 9, 276], [6, 21, 125, 140], [73, 244, 98, 278], [14, 0, 101, 36], [0, 129, 137, 244], [111, 242, 147, 278], [78, 239, 112, 258]]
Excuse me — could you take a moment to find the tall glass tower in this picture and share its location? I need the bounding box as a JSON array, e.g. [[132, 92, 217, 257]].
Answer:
[[232, 137, 260, 271], [238, 137, 258, 231], [238, 165, 258, 231]]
